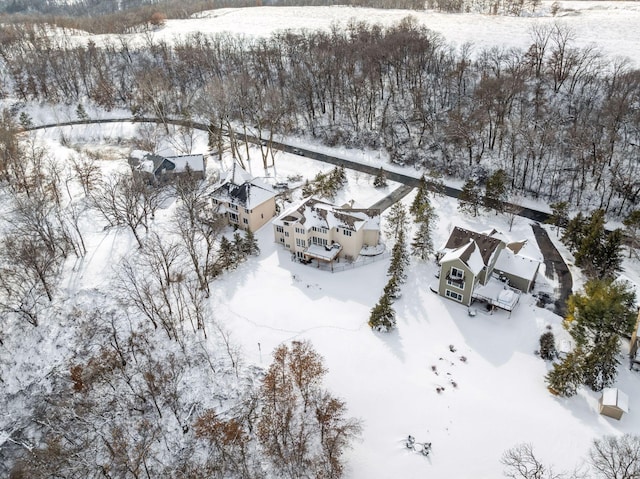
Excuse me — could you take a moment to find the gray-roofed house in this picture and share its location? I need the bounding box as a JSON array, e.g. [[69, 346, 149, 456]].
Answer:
[[211, 165, 277, 232], [437, 226, 540, 311], [273, 197, 381, 267], [131, 150, 206, 181]]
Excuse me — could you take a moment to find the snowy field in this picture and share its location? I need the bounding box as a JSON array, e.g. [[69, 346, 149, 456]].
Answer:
[[71, 1, 640, 66], [15, 122, 640, 477], [5, 2, 640, 475]]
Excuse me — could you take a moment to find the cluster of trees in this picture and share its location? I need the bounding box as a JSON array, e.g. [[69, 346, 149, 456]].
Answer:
[[560, 209, 624, 280], [502, 434, 640, 479], [301, 165, 347, 201], [545, 279, 637, 397], [1, 21, 639, 217], [8, 325, 360, 477]]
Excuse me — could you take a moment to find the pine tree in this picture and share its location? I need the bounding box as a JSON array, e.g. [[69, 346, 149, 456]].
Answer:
[[483, 169, 508, 214], [410, 175, 430, 217], [384, 202, 408, 243], [561, 212, 586, 251], [545, 349, 584, 397], [546, 201, 569, 237], [457, 179, 481, 217], [368, 292, 396, 332], [383, 275, 402, 300], [373, 167, 388, 188], [562, 279, 637, 392], [539, 331, 557, 360], [217, 236, 236, 271], [242, 229, 260, 257], [581, 335, 620, 392], [388, 230, 409, 283], [410, 182, 437, 261]]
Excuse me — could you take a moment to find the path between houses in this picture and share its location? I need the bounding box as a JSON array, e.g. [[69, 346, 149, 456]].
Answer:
[[531, 223, 573, 318]]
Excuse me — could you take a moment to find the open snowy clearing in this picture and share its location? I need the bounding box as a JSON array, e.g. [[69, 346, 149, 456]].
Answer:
[[17, 121, 640, 477], [67, 1, 640, 66]]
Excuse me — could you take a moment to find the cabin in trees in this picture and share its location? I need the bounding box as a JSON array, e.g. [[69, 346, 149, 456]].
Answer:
[[130, 150, 206, 181], [436, 227, 540, 311], [273, 197, 381, 268], [211, 165, 277, 232]]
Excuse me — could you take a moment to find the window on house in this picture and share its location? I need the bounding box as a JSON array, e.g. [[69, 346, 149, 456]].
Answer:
[[342, 228, 352, 236], [229, 212, 238, 222], [229, 204, 238, 211], [312, 237, 328, 246], [295, 227, 305, 234], [243, 218, 249, 225], [447, 278, 465, 289], [296, 238, 306, 247], [276, 225, 284, 233], [280, 237, 285, 243], [245, 208, 250, 214], [285, 232, 290, 237], [450, 267, 464, 279], [445, 289, 463, 302]]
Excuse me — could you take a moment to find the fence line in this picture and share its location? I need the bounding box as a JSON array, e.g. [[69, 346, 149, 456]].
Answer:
[[308, 251, 391, 273]]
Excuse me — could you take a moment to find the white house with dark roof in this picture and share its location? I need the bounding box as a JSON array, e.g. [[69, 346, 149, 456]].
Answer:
[[131, 150, 206, 181], [273, 197, 380, 266], [211, 165, 277, 232], [437, 226, 540, 311]]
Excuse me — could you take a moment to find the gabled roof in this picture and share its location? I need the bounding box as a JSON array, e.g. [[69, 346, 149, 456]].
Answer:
[[212, 165, 275, 209], [441, 240, 485, 275], [274, 197, 380, 232], [494, 247, 540, 281], [443, 226, 503, 266], [165, 154, 205, 173]]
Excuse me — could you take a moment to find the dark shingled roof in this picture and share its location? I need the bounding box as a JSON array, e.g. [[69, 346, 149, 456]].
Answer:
[[444, 227, 503, 266]]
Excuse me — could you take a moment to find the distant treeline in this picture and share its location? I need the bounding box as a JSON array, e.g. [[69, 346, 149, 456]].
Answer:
[[0, 0, 425, 34], [0, 18, 638, 217]]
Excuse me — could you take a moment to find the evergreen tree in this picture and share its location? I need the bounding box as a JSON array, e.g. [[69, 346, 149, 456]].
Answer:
[[561, 212, 586, 252], [383, 274, 402, 301], [565, 279, 637, 349], [546, 201, 569, 237], [560, 279, 637, 392], [373, 167, 388, 188], [410, 175, 430, 217], [545, 349, 584, 397], [539, 331, 557, 360], [483, 169, 508, 214], [243, 229, 260, 257], [457, 179, 481, 217], [368, 291, 396, 332], [563, 210, 623, 280], [388, 229, 409, 283], [384, 202, 408, 243], [581, 335, 620, 392], [19, 112, 33, 130], [76, 103, 89, 121], [331, 165, 347, 186], [217, 236, 236, 271]]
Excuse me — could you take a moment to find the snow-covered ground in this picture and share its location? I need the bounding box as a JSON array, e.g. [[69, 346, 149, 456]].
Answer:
[[10, 122, 638, 477], [4, 2, 640, 474], [68, 2, 640, 66]]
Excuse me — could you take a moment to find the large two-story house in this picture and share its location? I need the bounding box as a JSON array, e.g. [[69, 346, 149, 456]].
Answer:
[[437, 227, 541, 311], [273, 197, 380, 267], [211, 166, 277, 232]]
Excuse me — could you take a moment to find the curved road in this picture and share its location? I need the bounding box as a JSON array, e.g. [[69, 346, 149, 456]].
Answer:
[[25, 117, 572, 315]]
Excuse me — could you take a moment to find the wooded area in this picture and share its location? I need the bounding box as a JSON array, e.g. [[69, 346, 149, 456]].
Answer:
[[1, 19, 638, 217]]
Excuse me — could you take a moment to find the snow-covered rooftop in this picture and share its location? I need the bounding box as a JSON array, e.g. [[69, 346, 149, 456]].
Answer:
[[166, 154, 205, 173], [494, 248, 541, 281]]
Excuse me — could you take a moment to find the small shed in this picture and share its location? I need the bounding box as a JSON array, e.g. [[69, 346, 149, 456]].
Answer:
[[599, 388, 629, 420]]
